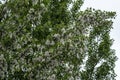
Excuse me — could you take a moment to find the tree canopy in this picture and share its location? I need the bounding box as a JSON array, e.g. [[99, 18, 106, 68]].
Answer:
[[0, 0, 117, 80]]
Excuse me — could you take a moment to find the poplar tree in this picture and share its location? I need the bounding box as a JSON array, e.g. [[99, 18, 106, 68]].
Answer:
[[0, 0, 117, 80]]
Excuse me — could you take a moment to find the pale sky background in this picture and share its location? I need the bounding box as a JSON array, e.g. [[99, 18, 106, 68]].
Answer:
[[81, 0, 120, 80]]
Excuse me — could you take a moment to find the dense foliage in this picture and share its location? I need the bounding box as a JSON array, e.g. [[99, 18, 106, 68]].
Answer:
[[0, 0, 117, 80]]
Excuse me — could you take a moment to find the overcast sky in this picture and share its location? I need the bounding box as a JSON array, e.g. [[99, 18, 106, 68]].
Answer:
[[81, 0, 120, 80]]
